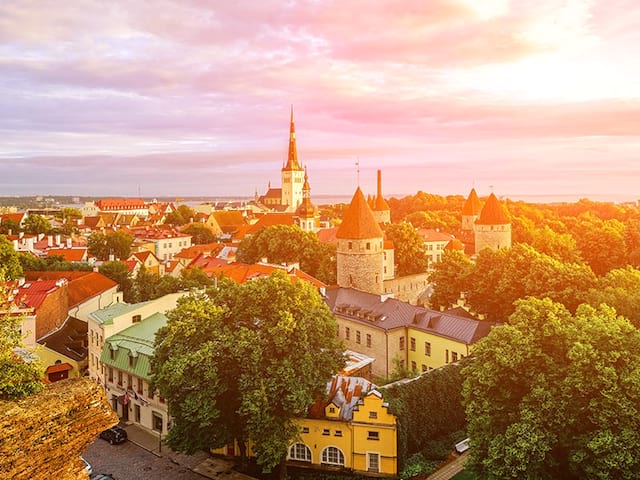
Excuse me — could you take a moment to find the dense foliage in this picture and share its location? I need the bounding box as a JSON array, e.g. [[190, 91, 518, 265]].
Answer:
[[88, 230, 133, 261], [384, 362, 467, 469], [165, 205, 196, 226], [182, 223, 217, 244], [383, 222, 429, 276], [237, 224, 336, 284], [0, 276, 44, 399], [151, 272, 344, 474], [463, 298, 640, 479], [0, 236, 23, 280], [20, 254, 92, 273]]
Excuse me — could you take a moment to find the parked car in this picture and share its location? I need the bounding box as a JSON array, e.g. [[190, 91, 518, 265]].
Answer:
[[92, 475, 115, 480], [99, 426, 128, 445], [80, 456, 92, 475]]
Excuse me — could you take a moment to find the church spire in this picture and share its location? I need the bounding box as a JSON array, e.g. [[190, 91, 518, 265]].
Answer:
[[284, 104, 302, 171]]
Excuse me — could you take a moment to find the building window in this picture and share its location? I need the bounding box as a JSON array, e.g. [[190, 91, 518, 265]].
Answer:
[[322, 429, 330, 436], [129, 355, 136, 368], [369, 411, 378, 419], [117, 371, 123, 386], [368, 453, 380, 473], [132, 314, 141, 323], [367, 431, 380, 441], [425, 342, 431, 356], [345, 327, 350, 340], [411, 361, 417, 371], [348, 242, 353, 250], [137, 377, 143, 394], [452, 352, 458, 362], [108, 367, 113, 382], [302, 427, 309, 434], [134, 404, 141, 423], [399, 336, 405, 350], [410, 337, 416, 351], [356, 331, 361, 344], [422, 364, 428, 372], [289, 443, 312, 462], [446, 349, 450, 363], [335, 430, 343, 437], [152, 411, 163, 433], [366, 242, 371, 250], [127, 374, 132, 389], [366, 334, 372, 348], [321, 447, 345, 466], [329, 407, 336, 413], [109, 347, 115, 360]]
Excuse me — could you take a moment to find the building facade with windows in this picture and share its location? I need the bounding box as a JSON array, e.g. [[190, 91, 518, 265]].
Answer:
[[324, 287, 496, 379], [100, 312, 170, 436]]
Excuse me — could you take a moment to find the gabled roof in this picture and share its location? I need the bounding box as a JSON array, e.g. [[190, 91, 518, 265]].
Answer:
[[445, 238, 465, 251], [67, 273, 118, 308], [476, 193, 510, 225], [324, 286, 495, 344], [317, 227, 339, 245], [88, 301, 151, 326], [336, 188, 383, 240], [462, 188, 482, 216], [202, 261, 326, 288], [38, 317, 88, 361], [82, 216, 105, 229], [96, 198, 145, 210], [246, 213, 294, 235], [212, 210, 246, 227], [45, 248, 87, 262], [174, 243, 225, 260], [13, 280, 62, 310], [0, 213, 26, 224], [418, 228, 454, 242]]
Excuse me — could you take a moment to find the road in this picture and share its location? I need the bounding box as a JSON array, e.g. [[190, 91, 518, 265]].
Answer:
[[84, 436, 207, 480]]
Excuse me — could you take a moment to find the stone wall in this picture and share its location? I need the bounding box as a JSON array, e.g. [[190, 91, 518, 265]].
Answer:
[[474, 223, 512, 254], [0, 377, 118, 480], [337, 237, 385, 294], [383, 272, 431, 305], [36, 283, 69, 340]]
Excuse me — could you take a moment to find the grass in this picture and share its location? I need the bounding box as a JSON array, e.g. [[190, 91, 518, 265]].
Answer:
[[451, 470, 478, 480]]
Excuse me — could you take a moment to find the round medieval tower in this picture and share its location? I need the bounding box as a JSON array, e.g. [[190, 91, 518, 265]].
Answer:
[[474, 192, 511, 254], [336, 187, 385, 294]]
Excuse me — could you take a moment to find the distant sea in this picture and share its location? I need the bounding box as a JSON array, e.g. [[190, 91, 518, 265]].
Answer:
[[183, 193, 639, 206]]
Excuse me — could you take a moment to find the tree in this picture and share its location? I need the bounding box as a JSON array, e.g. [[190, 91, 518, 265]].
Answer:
[[384, 222, 428, 276], [428, 250, 474, 310], [584, 266, 640, 328], [572, 216, 627, 275], [0, 275, 44, 399], [58, 207, 82, 223], [0, 236, 23, 280], [88, 231, 133, 261], [0, 218, 20, 235], [130, 264, 159, 303], [23, 214, 51, 235], [237, 225, 336, 284], [527, 225, 582, 263], [151, 272, 344, 475], [463, 297, 640, 479], [182, 223, 216, 244], [19, 254, 92, 273], [98, 261, 133, 301], [165, 205, 196, 226]]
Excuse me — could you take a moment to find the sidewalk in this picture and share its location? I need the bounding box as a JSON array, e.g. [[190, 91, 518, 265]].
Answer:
[[426, 452, 468, 480], [121, 422, 257, 480]]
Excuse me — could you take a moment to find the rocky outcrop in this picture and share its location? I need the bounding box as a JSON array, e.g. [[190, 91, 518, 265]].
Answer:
[[0, 377, 118, 480]]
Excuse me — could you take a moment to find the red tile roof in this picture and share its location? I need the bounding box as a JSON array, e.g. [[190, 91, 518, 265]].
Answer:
[[67, 272, 118, 308], [45, 248, 87, 262], [418, 228, 454, 242], [246, 213, 294, 235], [462, 188, 482, 216], [45, 363, 73, 374], [476, 193, 510, 225], [317, 227, 339, 245], [12, 280, 61, 310], [96, 198, 145, 210], [174, 243, 225, 259], [445, 239, 465, 251], [336, 188, 383, 240], [203, 261, 325, 288]]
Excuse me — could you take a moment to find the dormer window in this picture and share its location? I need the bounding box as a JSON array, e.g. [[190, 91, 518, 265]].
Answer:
[[132, 314, 141, 323], [109, 347, 115, 360], [128, 354, 136, 368]]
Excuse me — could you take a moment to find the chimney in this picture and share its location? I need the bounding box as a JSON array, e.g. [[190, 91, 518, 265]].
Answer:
[[66, 238, 72, 248], [55, 234, 61, 246], [108, 254, 115, 262], [47, 235, 53, 247]]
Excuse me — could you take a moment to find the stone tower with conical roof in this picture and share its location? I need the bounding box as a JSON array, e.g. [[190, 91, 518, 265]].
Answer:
[[371, 170, 391, 224], [294, 168, 319, 232], [281, 106, 305, 212], [474, 192, 511, 254], [462, 188, 482, 233], [336, 187, 385, 294]]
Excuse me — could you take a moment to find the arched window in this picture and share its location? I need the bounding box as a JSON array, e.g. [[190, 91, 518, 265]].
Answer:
[[321, 446, 345, 466], [289, 443, 312, 462]]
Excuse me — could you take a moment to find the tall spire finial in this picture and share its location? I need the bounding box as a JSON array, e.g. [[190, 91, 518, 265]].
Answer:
[[356, 157, 360, 187], [291, 104, 294, 124], [284, 104, 301, 170]]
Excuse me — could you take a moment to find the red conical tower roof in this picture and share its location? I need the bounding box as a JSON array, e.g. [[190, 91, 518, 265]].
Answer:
[[476, 193, 510, 225], [462, 188, 482, 216], [283, 105, 303, 171], [337, 187, 384, 239]]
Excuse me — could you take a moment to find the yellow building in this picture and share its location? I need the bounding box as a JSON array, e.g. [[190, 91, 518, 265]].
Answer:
[[324, 287, 496, 378], [215, 377, 398, 476]]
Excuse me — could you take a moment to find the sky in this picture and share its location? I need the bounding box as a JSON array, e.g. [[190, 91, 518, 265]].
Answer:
[[1, 0, 639, 200]]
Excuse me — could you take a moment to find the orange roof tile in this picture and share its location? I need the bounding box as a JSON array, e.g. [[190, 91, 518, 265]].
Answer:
[[317, 227, 339, 245], [67, 272, 118, 307], [462, 188, 482, 216], [45, 248, 87, 262], [45, 363, 73, 374], [246, 213, 294, 235], [476, 193, 510, 225], [336, 188, 383, 240], [445, 238, 465, 251], [418, 228, 454, 242]]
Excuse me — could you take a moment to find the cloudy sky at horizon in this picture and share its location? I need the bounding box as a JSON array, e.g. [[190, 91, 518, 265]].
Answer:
[[1, 0, 639, 199]]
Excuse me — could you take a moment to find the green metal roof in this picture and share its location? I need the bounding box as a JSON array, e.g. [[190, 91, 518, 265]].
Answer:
[[89, 300, 152, 325], [100, 312, 167, 379]]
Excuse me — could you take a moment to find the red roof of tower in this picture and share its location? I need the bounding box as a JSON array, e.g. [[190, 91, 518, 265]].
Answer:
[[283, 105, 303, 171], [373, 170, 390, 212], [476, 193, 510, 225], [462, 188, 482, 216], [336, 188, 384, 240]]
